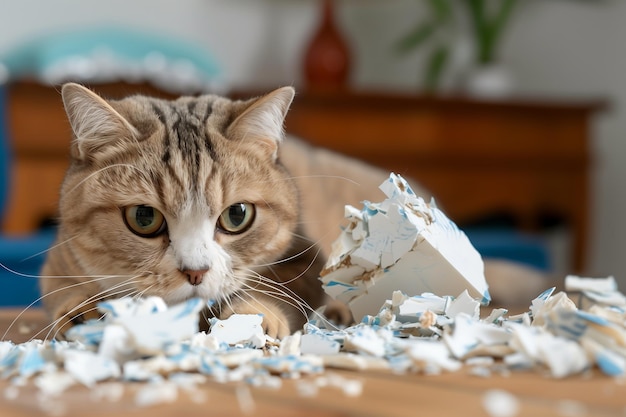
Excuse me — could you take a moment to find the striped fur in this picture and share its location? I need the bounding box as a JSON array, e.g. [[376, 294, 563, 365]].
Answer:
[[40, 84, 324, 338]]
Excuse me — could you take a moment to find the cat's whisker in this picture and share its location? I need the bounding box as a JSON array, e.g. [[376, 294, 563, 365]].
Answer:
[[293, 217, 345, 243], [41, 277, 142, 341], [44, 284, 148, 343], [283, 174, 361, 187], [63, 163, 147, 199], [1, 274, 138, 341], [288, 230, 317, 241], [198, 294, 223, 329], [0, 262, 132, 281], [236, 270, 312, 320], [45, 290, 143, 343], [212, 292, 236, 325], [43, 282, 140, 340], [254, 239, 323, 269], [44, 288, 141, 342], [132, 282, 157, 300], [18, 234, 81, 262], [207, 294, 222, 318], [239, 270, 345, 332], [241, 269, 304, 296], [231, 291, 291, 335], [239, 282, 309, 322]]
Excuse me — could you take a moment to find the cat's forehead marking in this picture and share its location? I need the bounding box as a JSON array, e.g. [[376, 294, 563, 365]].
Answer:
[[147, 97, 220, 205]]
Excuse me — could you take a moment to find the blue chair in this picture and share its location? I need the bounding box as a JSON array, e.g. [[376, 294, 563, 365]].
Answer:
[[0, 84, 56, 307], [465, 227, 550, 272], [0, 26, 223, 307]]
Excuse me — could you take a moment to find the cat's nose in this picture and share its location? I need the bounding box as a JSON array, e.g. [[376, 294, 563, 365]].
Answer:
[[182, 268, 208, 286]]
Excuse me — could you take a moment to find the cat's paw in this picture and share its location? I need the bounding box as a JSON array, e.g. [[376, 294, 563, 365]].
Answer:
[[51, 298, 102, 338], [220, 298, 291, 339], [324, 299, 354, 326], [259, 309, 291, 340]]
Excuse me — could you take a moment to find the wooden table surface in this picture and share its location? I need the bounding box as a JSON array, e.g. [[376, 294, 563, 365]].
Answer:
[[1, 308, 624, 417]]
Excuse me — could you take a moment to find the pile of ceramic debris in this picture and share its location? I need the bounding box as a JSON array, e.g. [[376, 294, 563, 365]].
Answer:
[[2, 173, 625, 412], [1, 275, 625, 406]]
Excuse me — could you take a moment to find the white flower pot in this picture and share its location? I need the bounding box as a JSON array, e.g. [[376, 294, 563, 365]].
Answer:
[[465, 64, 514, 98]]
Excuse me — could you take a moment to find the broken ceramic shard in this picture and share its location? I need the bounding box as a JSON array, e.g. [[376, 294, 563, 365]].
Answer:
[[65, 297, 205, 355], [300, 333, 341, 355], [565, 275, 626, 309], [320, 173, 490, 321], [208, 314, 266, 348], [63, 350, 120, 387], [565, 275, 617, 293], [6, 265, 626, 405], [482, 389, 520, 417]]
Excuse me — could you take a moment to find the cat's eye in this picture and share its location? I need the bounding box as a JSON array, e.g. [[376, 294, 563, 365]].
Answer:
[[218, 203, 256, 234], [123, 205, 167, 238]]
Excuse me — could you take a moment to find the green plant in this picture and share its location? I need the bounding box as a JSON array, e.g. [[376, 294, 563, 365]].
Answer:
[[396, 0, 517, 92]]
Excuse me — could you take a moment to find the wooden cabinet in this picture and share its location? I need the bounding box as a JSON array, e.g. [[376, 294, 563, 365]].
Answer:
[[2, 82, 174, 236], [285, 91, 605, 271], [2, 83, 604, 271]]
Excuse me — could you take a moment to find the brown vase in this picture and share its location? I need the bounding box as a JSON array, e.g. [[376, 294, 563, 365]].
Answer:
[[303, 0, 351, 91]]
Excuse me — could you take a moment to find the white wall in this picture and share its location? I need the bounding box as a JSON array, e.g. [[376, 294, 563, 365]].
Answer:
[[1, 0, 625, 285], [500, 1, 626, 285]]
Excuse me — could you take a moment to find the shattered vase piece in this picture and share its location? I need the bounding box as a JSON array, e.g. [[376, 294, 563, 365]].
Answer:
[[320, 173, 490, 321]]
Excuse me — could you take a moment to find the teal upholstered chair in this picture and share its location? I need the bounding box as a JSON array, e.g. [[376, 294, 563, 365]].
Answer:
[[0, 26, 222, 93], [0, 27, 222, 306], [0, 84, 56, 307]]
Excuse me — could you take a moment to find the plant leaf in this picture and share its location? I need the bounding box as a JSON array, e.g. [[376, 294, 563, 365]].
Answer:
[[395, 21, 438, 54], [423, 45, 450, 92], [428, 0, 452, 21]]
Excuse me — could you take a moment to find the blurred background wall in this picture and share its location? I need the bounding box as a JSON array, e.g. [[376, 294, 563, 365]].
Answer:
[[0, 0, 623, 286]]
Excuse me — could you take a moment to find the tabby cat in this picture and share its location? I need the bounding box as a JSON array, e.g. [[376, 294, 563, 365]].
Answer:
[[40, 83, 548, 339], [41, 83, 328, 338]]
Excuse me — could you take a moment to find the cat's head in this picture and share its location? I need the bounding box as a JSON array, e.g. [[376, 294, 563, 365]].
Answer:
[[57, 83, 299, 305]]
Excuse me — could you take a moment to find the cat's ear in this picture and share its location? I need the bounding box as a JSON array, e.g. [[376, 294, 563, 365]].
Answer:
[[227, 86, 295, 160], [62, 83, 138, 161]]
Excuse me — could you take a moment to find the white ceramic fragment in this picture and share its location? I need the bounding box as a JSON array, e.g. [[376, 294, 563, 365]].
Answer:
[[482, 389, 520, 417], [507, 321, 589, 378], [395, 292, 450, 321], [444, 313, 510, 359], [300, 333, 340, 355], [135, 380, 178, 407], [189, 332, 224, 352], [252, 355, 324, 376], [531, 290, 577, 327], [89, 382, 125, 402], [484, 308, 508, 324], [407, 340, 461, 372], [565, 275, 626, 309], [6, 270, 626, 404], [33, 371, 76, 397], [218, 349, 264, 368], [565, 275, 618, 293], [446, 290, 481, 320], [320, 173, 489, 321], [98, 296, 168, 318], [209, 314, 266, 348], [120, 298, 205, 354], [343, 326, 387, 357], [278, 332, 302, 356], [536, 334, 589, 378], [98, 324, 135, 362], [63, 350, 120, 387], [18, 344, 48, 378], [321, 353, 390, 371]]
